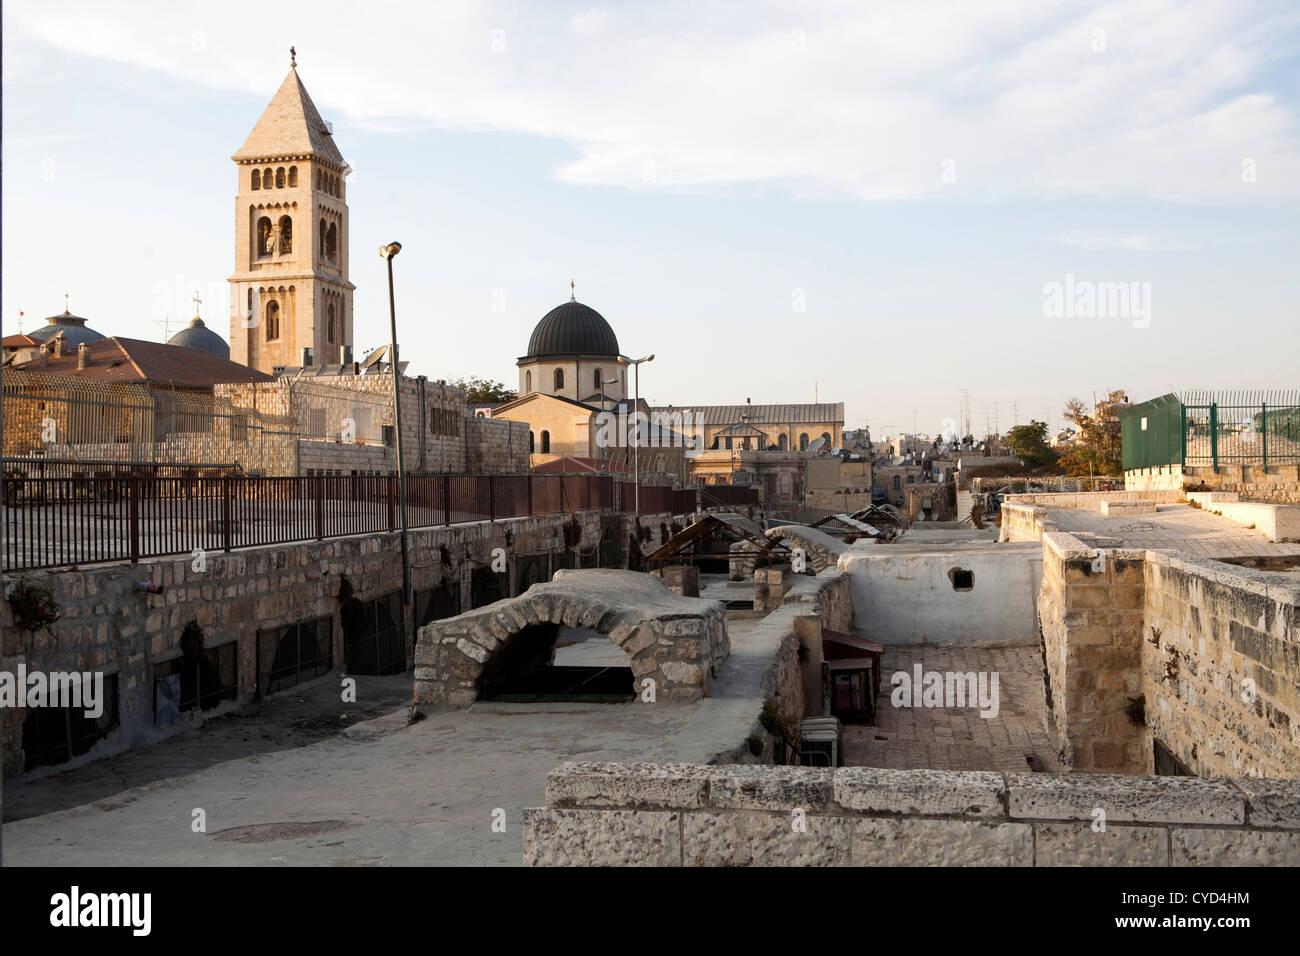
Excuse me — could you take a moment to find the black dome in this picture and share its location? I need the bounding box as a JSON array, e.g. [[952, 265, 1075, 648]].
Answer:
[[168, 317, 230, 360], [526, 301, 619, 357]]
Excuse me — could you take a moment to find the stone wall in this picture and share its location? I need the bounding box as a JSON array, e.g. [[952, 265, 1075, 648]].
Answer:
[[1142, 550, 1300, 778], [1127, 463, 1300, 505], [465, 415, 530, 473], [523, 762, 1300, 865], [1037, 533, 1147, 772], [0, 509, 635, 776]]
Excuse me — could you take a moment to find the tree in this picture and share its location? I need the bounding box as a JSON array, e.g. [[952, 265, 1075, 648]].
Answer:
[[1058, 389, 1128, 476], [450, 376, 516, 405], [1004, 420, 1057, 467]]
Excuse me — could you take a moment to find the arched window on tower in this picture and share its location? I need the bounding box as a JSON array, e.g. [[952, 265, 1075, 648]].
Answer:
[[821, 431, 831, 448], [799, 433, 809, 451], [319, 220, 327, 258], [278, 215, 293, 254], [540, 431, 551, 453], [288, 166, 298, 187], [275, 167, 286, 188], [263, 167, 273, 189], [554, 368, 564, 391], [593, 368, 602, 390], [251, 169, 261, 190], [327, 302, 336, 345], [525, 370, 532, 393], [266, 301, 280, 341], [256, 217, 273, 257], [326, 222, 337, 261], [778, 433, 788, 450]]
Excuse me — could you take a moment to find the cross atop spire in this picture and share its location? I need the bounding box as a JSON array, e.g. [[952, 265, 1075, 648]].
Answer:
[[290, 46, 296, 68], [192, 290, 203, 319], [64, 292, 70, 314], [570, 279, 576, 302]]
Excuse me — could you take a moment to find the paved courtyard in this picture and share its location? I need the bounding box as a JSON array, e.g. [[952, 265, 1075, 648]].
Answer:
[[844, 645, 1065, 773]]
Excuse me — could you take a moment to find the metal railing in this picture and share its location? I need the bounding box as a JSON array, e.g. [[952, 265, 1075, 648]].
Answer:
[[1121, 390, 1300, 471], [1, 472, 759, 572]]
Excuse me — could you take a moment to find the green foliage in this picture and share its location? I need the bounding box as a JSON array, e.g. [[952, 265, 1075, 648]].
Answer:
[[450, 376, 517, 405], [1004, 420, 1057, 467], [1059, 389, 1127, 476]]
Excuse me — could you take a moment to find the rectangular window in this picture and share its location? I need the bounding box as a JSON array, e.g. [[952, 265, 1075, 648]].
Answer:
[[153, 642, 237, 726], [22, 674, 120, 771], [257, 616, 334, 696], [342, 590, 406, 675]]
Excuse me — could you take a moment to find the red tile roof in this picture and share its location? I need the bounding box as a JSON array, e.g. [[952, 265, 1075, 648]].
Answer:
[[11, 337, 271, 385], [2, 334, 37, 347]]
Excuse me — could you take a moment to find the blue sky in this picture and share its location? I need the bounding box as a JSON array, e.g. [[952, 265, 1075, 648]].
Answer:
[[4, 0, 1298, 439]]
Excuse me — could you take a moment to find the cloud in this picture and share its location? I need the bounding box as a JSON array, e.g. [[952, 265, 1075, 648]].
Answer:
[[1045, 233, 1194, 251], [8, 0, 1300, 201]]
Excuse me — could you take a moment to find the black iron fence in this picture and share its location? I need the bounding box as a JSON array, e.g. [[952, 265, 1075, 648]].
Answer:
[[1, 472, 759, 572]]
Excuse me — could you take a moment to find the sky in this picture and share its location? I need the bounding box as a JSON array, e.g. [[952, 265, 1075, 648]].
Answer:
[[3, 0, 1298, 440]]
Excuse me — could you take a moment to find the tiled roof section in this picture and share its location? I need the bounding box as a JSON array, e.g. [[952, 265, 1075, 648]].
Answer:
[[2, 334, 37, 347], [12, 337, 272, 385], [652, 403, 845, 426], [232, 67, 345, 165]]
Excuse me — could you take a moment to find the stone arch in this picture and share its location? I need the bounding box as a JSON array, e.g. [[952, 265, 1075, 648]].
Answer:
[[256, 216, 273, 257], [414, 570, 725, 711], [278, 215, 293, 253]]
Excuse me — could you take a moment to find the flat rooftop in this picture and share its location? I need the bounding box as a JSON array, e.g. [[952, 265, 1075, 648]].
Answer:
[[1031, 502, 1300, 557]]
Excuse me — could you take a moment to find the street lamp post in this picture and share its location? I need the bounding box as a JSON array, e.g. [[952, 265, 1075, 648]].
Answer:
[[618, 355, 654, 517], [379, 241, 413, 648], [598, 376, 618, 473]]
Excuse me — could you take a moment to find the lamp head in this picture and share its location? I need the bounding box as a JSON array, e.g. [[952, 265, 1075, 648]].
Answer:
[[378, 241, 402, 260]]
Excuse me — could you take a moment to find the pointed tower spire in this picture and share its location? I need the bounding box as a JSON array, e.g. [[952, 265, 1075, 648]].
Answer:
[[232, 63, 343, 164]]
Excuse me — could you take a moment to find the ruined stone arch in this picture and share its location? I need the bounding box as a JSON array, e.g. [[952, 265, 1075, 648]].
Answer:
[[414, 571, 726, 711]]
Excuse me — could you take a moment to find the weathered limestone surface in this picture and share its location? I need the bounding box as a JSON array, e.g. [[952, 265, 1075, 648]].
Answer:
[[522, 762, 1300, 866], [413, 569, 728, 710], [1142, 550, 1300, 778], [1037, 532, 1147, 772]]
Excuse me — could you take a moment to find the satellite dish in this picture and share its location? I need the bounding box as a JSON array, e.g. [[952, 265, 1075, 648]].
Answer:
[[807, 437, 827, 452]]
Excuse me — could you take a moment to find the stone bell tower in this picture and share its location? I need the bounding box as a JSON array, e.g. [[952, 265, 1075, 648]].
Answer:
[[228, 49, 354, 373]]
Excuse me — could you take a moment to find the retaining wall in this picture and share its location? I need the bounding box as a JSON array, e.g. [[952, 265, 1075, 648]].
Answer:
[[522, 762, 1300, 865]]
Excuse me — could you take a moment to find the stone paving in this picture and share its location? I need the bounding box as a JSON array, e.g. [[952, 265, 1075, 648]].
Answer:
[[1038, 503, 1300, 557], [844, 645, 1065, 773]]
